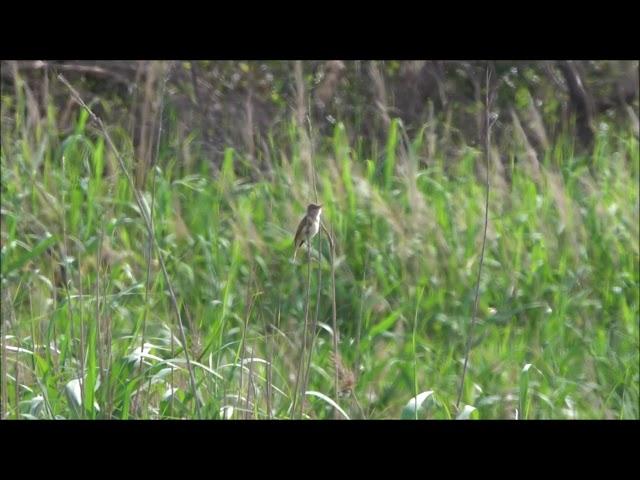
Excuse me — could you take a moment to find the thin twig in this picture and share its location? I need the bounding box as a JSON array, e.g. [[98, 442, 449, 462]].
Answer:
[[78, 248, 86, 415], [413, 287, 425, 419], [94, 224, 104, 395], [238, 275, 260, 419], [10, 61, 133, 86], [1, 288, 10, 419], [132, 61, 169, 417], [300, 121, 324, 412], [291, 240, 313, 419], [300, 232, 322, 410], [354, 252, 367, 378], [5, 287, 24, 419], [57, 73, 202, 418], [321, 222, 340, 411], [352, 391, 366, 419], [456, 65, 493, 410], [59, 154, 85, 416], [263, 314, 274, 419], [245, 344, 257, 419], [329, 225, 339, 415]]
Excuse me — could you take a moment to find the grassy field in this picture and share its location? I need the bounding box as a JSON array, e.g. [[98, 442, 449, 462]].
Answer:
[[1, 79, 638, 420]]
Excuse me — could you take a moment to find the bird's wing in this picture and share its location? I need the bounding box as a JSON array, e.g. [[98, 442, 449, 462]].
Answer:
[[293, 216, 308, 248]]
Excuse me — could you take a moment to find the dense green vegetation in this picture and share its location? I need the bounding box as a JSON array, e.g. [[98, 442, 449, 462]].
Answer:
[[1, 63, 638, 419]]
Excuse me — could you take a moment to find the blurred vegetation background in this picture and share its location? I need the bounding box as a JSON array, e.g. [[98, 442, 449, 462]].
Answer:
[[1, 60, 638, 419]]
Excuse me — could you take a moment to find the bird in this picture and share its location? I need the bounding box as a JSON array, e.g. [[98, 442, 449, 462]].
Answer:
[[293, 203, 323, 261]]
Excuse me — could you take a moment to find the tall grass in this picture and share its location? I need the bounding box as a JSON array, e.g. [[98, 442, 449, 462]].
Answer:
[[1, 74, 638, 419]]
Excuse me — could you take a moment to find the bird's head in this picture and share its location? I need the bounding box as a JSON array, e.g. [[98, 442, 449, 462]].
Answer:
[[307, 203, 323, 217]]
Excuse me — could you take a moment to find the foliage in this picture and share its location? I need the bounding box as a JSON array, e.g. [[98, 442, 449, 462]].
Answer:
[[0, 64, 638, 419]]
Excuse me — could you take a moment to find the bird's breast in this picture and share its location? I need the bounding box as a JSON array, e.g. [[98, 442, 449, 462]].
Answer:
[[309, 217, 320, 236]]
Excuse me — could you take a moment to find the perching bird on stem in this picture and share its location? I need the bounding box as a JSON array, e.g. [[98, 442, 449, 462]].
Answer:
[[293, 203, 322, 261]]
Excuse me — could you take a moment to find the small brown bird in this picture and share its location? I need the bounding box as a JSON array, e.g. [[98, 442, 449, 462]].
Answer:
[[293, 203, 322, 260]]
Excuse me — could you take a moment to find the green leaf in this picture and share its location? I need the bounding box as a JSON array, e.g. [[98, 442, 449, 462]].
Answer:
[[2, 235, 57, 276], [401, 390, 434, 419], [84, 321, 99, 418], [75, 108, 90, 134], [456, 405, 478, 420], [411, 123, 429, 154], [369, 310, 401, 338], [305, 391, 350, 419], [222, 148, 236, 184], [66, 378, 100, 418], [519, 363, 537, 419]]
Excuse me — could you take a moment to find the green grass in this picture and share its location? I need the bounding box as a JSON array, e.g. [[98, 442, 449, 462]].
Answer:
[[1, 84, 638, 419]]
